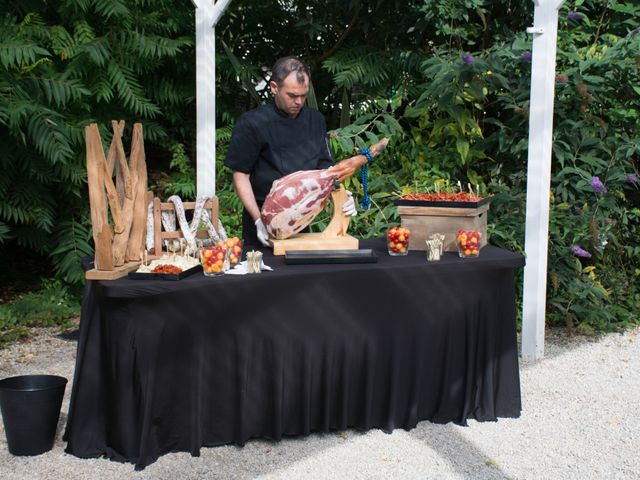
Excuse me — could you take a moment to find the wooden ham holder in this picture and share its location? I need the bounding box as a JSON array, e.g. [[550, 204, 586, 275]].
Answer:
[[270, 187, 359, 255]]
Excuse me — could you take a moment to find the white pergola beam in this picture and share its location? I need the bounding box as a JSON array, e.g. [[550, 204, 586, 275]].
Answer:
[[522, 0, 565, 360], [188, 0, 563, 362], [191, 0, 233, 198]]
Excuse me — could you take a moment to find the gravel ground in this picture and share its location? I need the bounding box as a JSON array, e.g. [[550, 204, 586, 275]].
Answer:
[[0, 325, 638, 480]]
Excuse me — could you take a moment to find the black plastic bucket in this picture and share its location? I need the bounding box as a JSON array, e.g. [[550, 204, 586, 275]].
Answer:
[[0, 375, 68, 456]]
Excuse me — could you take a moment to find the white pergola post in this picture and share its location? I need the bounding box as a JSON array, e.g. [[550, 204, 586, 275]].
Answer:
[[522, 0, 565, 360], [190, 0, 233, 198]]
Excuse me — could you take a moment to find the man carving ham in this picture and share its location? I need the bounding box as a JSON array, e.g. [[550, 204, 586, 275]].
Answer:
[[224, 56, 386, 246]]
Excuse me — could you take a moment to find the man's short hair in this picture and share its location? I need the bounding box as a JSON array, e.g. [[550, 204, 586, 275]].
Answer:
[[271, 56, 310, 86]]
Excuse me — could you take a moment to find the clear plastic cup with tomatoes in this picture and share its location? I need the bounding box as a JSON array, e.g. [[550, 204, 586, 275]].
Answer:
[[456, 229, 481, 258], [386, 226, 410, 256], [200, 245, 228, 276], [215, 237, 243, 269]]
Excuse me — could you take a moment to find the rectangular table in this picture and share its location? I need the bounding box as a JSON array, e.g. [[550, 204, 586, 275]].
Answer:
[[64, 239, 524, 470]]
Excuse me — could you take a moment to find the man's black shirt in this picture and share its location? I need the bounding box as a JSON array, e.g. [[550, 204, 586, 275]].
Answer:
[[224, 103, 334, 202]]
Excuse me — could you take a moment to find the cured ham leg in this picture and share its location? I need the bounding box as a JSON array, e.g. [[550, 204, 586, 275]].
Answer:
[[261, 169, 338, 240], [261, 138, 389, 240]]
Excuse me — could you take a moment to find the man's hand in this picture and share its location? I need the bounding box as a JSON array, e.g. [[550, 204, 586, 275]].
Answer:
[[255, 218, 271, 247], [342, 190, 357, 216]]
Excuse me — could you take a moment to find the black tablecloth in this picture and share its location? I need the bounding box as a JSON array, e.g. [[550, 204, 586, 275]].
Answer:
[[64, 239, 524, 470]]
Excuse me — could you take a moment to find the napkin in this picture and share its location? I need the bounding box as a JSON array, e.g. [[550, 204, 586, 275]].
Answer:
[[224, 260, 274, 275]]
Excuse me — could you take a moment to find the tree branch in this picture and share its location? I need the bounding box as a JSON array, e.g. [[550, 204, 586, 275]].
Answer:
[[319, 8, 361, 63]]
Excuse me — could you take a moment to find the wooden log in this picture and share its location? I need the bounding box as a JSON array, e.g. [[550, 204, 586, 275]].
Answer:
[[112, 128, 139, 266], [85, 124, 113, 270], [114, 122, 132, 201], [153, 197, 162, 255], [100, 146, 124, 234], [106, 120, 125, 176], [126, 123, 148, 261]]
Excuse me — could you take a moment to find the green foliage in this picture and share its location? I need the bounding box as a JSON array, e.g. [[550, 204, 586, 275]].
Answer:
[[311, 0, 640, 332], [365, 1, 640, 332], [1, 0, 639, 336], [0, 279, 80, 332], [1, 1, 194, 284]]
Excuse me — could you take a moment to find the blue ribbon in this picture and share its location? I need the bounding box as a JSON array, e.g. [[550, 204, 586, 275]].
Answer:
[[357, 147, 374, 210]]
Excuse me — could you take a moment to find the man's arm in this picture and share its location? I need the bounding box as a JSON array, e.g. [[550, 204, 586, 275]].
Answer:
[[233, 171, 271, 247], [232, 171, 261, 221]]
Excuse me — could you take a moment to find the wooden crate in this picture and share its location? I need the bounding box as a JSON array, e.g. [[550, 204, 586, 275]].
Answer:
[[398, 203, 489, 252]]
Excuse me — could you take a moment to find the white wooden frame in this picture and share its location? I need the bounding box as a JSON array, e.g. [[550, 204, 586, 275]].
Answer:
[[190, 0, 233, 198], [522, 0, 566, 360], [190, 0, 566, 359]]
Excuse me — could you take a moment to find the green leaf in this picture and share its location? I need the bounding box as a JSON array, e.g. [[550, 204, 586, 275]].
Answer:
[[456, 138, 470, 163]]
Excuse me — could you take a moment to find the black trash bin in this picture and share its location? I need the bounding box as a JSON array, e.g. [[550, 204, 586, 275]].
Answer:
[[0, 375, 68, 456]]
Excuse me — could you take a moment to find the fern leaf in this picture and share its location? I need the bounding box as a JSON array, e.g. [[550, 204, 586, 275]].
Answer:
[[0, 221, 11, 242], [50, 219, 94, 284], [73, 20, 96, 44], [107, 60, 160, 117], [93, 0, 130, 20], [27, 110, 76, 164], [0, 41, 50, 69], [30, 77, 90, 107]]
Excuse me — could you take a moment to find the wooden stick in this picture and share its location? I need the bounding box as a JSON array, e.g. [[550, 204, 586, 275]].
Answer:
[[106, 120, 125, 177], [112, 126, 139, 266], [114, 123, 133, 200], [126, 123, 148, 262], [100, 153, 124, 234], [85, 124, 114, 270]]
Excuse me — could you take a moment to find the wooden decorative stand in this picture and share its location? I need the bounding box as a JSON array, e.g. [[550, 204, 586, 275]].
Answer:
[[85, 121, 149, 280], [271, 187, 359, 255]]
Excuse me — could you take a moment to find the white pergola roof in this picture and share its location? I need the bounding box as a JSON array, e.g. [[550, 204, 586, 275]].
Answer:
[[190, 0, 566, 360]]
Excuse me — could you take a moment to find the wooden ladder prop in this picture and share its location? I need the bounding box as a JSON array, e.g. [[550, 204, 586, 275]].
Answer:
[[85, 121, 150, 280], [152, 197, 219, 255]]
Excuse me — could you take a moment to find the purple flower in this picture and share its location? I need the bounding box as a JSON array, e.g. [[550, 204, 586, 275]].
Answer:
[[625, 173, 638, 184], [521, 51, 532, 62], [571, 246, 592, 258], [568, 12, 584, 22], [462, 53, 474, 65], [591, 176, 607, 193]]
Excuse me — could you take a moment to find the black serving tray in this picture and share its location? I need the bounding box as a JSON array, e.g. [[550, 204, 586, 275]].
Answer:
[[285, 249, 378, 265], [394, 196, 491, 209], [128, 264, 202, 280]]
